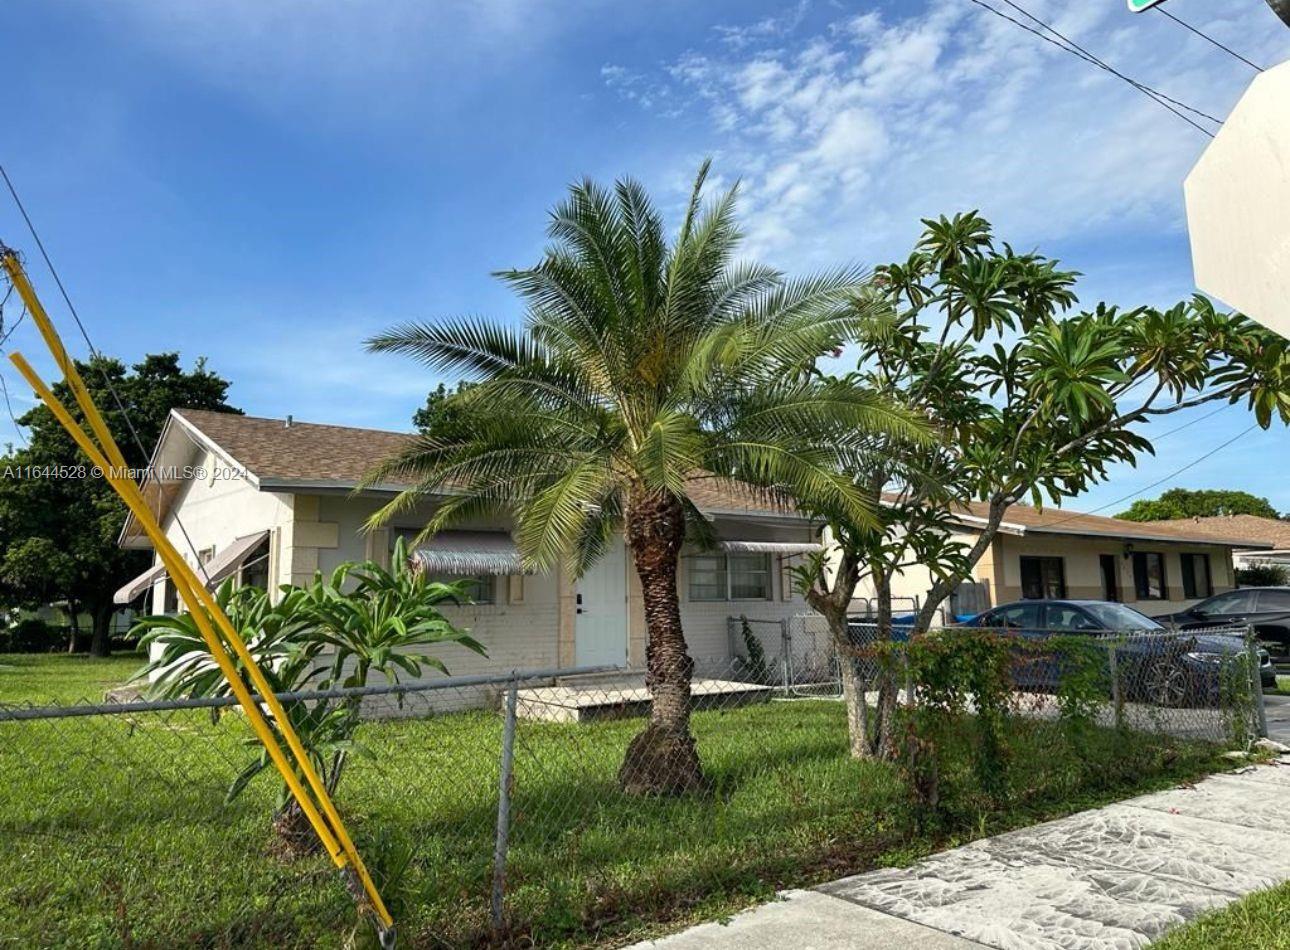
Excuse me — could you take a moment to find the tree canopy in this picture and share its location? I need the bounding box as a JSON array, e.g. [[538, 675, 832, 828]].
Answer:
[[1117, 488, 1281, 522], [799, 211, 1290, 759], [0, 352, 240, 655]]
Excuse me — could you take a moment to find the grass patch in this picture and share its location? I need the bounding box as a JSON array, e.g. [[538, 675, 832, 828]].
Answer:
[[1153, 881, 1290, 949], [0, 651, 142, 705], [0, 684, 1232, 948]]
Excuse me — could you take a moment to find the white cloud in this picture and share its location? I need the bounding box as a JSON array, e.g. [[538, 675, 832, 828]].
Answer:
[[605, 0, 1290, 270]]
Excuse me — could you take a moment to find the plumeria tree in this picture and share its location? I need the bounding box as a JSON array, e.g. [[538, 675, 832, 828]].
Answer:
[[362, 162, 923, 794], [801, 211, 1290, 759]]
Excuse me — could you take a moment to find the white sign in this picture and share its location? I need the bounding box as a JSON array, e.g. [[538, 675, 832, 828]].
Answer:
[[1185, 61, 1290, 339], [1126, 0, 1167, 11]]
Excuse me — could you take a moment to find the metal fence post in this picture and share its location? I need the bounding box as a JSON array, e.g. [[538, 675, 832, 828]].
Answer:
[[1246, 628, 1269, 739], [1108, 642, 1124, 730], [780, 617, 792, 696], [491, 678, 519, 937]]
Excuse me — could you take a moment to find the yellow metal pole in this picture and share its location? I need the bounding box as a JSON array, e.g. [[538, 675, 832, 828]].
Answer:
[[2, 249, 393, 932], [8, 352, 346, 862]]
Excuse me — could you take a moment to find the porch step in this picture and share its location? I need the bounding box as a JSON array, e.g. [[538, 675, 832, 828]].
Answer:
[[517, 677, 775, 723]]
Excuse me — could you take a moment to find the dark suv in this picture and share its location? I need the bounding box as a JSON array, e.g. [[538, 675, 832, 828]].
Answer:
[[1153, 587, 1290, 656]]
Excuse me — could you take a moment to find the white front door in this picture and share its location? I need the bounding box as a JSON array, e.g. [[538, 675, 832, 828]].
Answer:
[[575, 540, 629, 667]]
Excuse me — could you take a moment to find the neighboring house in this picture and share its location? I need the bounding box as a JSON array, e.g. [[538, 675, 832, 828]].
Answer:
[[1149, 514, 1290, 572], [114, 410, 823, 678], [854, 501, 1270, 620]]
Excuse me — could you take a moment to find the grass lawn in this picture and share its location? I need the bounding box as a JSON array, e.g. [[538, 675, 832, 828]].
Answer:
[[1154, 881, 1290, 949], [0, 670, 1235, 949], [0, 651, 142, 705]]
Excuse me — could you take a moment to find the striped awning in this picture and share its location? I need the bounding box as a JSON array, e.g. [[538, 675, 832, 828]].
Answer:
[[113, 563, 167, 605], [410, 532, 527, 575], [718, 540, 823, 555], [198, 531, 270, 588]]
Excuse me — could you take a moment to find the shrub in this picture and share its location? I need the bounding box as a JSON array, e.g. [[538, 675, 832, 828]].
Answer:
[[0, 618, 67, 653], [1235, 564, 1289, 587]]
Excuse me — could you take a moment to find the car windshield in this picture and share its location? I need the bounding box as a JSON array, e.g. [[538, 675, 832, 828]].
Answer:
[[1081, 602, 1164, 631]]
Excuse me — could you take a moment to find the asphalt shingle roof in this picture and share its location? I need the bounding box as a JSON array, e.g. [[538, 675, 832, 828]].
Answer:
[[171, 410, 1268, 546]]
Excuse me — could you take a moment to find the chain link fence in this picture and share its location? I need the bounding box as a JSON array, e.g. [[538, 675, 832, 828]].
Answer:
[[0, 622, 1271, 947]]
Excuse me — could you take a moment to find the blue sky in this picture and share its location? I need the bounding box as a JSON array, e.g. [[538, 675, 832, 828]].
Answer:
[[1, 0, 1288, 515]]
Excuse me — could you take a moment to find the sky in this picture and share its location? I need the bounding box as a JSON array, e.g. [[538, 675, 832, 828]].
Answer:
[[1, 0, 1288, 516]]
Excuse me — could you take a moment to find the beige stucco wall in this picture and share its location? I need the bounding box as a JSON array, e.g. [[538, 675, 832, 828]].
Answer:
[[986, 534, 1234, 617], [831, 524, 1236, 622], [152, 481, 820, 678], [314, 492, 563, 678]]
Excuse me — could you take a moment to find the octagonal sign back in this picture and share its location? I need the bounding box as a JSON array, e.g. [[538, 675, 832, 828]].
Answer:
[[1185, 60, 1290, 340]]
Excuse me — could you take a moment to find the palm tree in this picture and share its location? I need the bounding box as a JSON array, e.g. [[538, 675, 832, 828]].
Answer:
[[363, 162, 923, 794]]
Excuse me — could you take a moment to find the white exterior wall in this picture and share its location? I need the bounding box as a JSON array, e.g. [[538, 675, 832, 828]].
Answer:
[[147, 478, 821, 683], [150, 449, 294, 613]]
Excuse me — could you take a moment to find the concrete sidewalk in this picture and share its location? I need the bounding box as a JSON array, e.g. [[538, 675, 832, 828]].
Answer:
[[631, 756, 1290, 950]]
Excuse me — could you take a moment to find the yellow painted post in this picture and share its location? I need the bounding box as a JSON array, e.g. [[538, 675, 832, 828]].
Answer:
[[1, 248, 394, 935]]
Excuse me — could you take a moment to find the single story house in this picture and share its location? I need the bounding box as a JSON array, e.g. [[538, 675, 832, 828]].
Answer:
[[115, 410, 1269, 682], [115, 409, 823, 679], [1149, 514, 1290, 573], [860, 501, 1272, 620]]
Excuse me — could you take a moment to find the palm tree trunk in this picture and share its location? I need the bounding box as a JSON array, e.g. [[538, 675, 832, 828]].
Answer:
[[618, 488, 706, 795]]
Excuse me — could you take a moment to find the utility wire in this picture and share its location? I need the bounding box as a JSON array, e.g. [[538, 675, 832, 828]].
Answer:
[[0, 371, 29, 446], [994, 0, 1223, 126], [966, 0, 1217, 138], [1155, 7, 1264, 72], [0, 162, 212, 583], [1039, 422, 1257, 525]]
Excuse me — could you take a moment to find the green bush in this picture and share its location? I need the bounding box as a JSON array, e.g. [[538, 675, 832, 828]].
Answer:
[[893, 630, 1109, 830], [0, 618, 68, 653], [1235, 564, 1289, 587]]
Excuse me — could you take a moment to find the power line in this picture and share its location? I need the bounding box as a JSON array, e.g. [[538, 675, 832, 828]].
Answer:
[[994, 0, 1223, 127], [1145, 401, 1233, 442], [0, 371, 29, 446], [1155, 7, 1264, 73], [965, 0, 1217, 138], [1042, 421, 1257, 525], [0, 162, 212, 583]]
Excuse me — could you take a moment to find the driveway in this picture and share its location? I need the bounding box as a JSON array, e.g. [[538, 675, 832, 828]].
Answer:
[[1262, 692, 1290, 743], [633, 756, 1290, 950]]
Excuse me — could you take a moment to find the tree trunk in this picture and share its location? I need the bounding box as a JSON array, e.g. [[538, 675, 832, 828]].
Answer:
[[869, 569, 900, 760], [89, 605, 113, 658], [618, 488, 705, 796], [806, 547, 871, 758]]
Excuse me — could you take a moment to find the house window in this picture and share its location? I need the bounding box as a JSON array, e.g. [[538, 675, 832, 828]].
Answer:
[[162, 580, 180, 614], [1132, 552, 1168, 600], [429, 574, 496, 605], [1180, 553, 1212, 600], [688, 553, 772, 601], [1019, 556, 1066, 599], [240, 538, 271, 592]]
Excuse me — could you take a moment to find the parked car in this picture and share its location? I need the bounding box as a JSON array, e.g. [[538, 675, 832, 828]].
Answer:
[[960, 598, 1275, 702], [1152, 587, 1290, 656]]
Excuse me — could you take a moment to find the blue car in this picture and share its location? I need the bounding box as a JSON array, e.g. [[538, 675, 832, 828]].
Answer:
[[959, 599, 1275, 704]]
